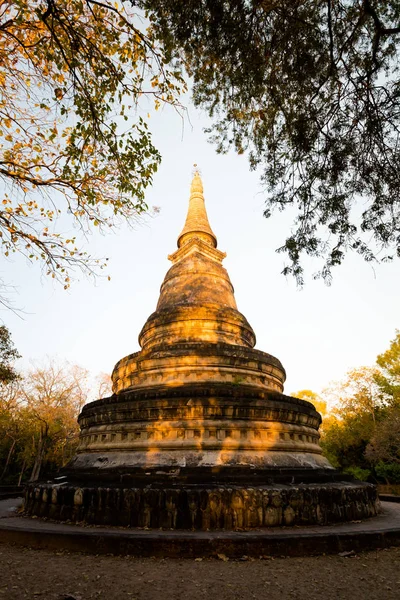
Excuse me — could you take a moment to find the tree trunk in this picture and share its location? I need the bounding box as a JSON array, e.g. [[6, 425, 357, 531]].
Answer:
[[17, 457, 26, 486], [29, 435, 46, 483], [0, 438, 16, 481]]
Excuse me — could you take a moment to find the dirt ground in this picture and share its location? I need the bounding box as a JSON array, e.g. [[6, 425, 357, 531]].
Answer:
[[0, 544, 400, 600]]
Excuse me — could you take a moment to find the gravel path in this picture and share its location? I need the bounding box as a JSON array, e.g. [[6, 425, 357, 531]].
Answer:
[[1, 543, 399, 600]]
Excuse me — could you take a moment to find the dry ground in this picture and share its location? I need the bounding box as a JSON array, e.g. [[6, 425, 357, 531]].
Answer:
[[1, 544, 400, 600]]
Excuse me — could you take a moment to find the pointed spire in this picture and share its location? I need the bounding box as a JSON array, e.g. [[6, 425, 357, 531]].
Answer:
[[177, 169, 217, 248]]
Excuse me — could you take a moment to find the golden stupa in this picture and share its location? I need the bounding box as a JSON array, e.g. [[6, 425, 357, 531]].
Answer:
[[25, 172, 379, 529], [75, 170, 328, 471]]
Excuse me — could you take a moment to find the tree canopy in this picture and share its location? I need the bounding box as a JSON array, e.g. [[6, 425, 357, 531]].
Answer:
[[2, 1, 400, 287], [0, 0, 184, 288], [318, 330, 400, 482], [141, 0, 400, 283], [376, 328, 400, 402], [0, 360, 90, 483], [0, 324, 20, 384], [291, 389, 327, 416]]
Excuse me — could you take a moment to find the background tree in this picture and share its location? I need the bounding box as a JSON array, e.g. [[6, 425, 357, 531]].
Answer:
[[21, 362, 88, 482], [365, 330, 400, 480], [0, 360, 89, 484], [142, 0, 400, 283], [320, 366, 386, 475], [95, 372, 113, 399], [366, 406, 400, 473], [375, 329, 400, 404], [0, 324, 20, 383], [0, 325, 21, 481], [327, 366, 389, 424], [0, 0, 185, 290], [319, 333, 400, 482], [291, 389, 328, 417], [0, 380, 23, 481]]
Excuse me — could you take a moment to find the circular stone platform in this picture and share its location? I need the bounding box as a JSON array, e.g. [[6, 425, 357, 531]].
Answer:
[[24, 477, 380, 529], [1, 498, 400, 558]]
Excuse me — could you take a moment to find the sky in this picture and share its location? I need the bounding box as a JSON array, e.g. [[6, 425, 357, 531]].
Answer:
[[1, 100, 399, 403]]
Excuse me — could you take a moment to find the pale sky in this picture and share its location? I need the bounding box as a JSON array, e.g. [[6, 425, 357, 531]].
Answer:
[[1, 100, 399, 402]]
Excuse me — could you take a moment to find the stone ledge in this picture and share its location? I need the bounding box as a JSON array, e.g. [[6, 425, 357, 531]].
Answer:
[[78, 405, 321, 430], [81, 384, 319, 417], [2, 499, 399, 558], [113, 342, 285, 375]]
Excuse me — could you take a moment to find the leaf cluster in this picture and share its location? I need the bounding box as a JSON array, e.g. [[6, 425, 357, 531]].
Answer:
[[0, 324, 20, 383], [142, 0, 400, 283], [319, 330, 400, 478], [0, 359, 91, 482], [0, 0, 185, 286]]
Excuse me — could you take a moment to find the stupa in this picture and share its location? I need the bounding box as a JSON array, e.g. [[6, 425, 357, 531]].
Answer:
[[25, 171, 379, 529]]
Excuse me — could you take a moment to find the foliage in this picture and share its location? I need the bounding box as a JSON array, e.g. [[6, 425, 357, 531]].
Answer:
[[4, 0, 400, 288], [319, 331, 400, 482], [0, 0, 185, 288], [320, 410, 375, 471], [95, 371, 113, 399], [142, 0, 400, 283], [375, 461, 400, 484], [0, 360, 89, 483], [366, 406, 400, 465], [0, 325, 20, 383], [21, 361, 88, 481], [291, 389, 327, 416], [343, 466, 372, 481], [325, 366, 389, 420], [375, 329, 400, 403]]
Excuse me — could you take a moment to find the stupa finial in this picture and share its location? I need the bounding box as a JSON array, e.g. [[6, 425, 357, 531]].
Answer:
[[177, 167, 217, 248], [190, 164, 203, 194]]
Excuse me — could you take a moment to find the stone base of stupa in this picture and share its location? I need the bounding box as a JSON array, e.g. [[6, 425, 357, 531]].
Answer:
[[24, 475, 379, 530], [23, 384, 380, 529]]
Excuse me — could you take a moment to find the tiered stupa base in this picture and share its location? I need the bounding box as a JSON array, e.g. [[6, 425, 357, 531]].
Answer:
[[24, 382, 380, 528]]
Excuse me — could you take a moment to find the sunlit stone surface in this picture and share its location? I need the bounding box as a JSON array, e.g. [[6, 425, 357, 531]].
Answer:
[[73, 171, 329, 471], [24, 172, 380, 528]]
